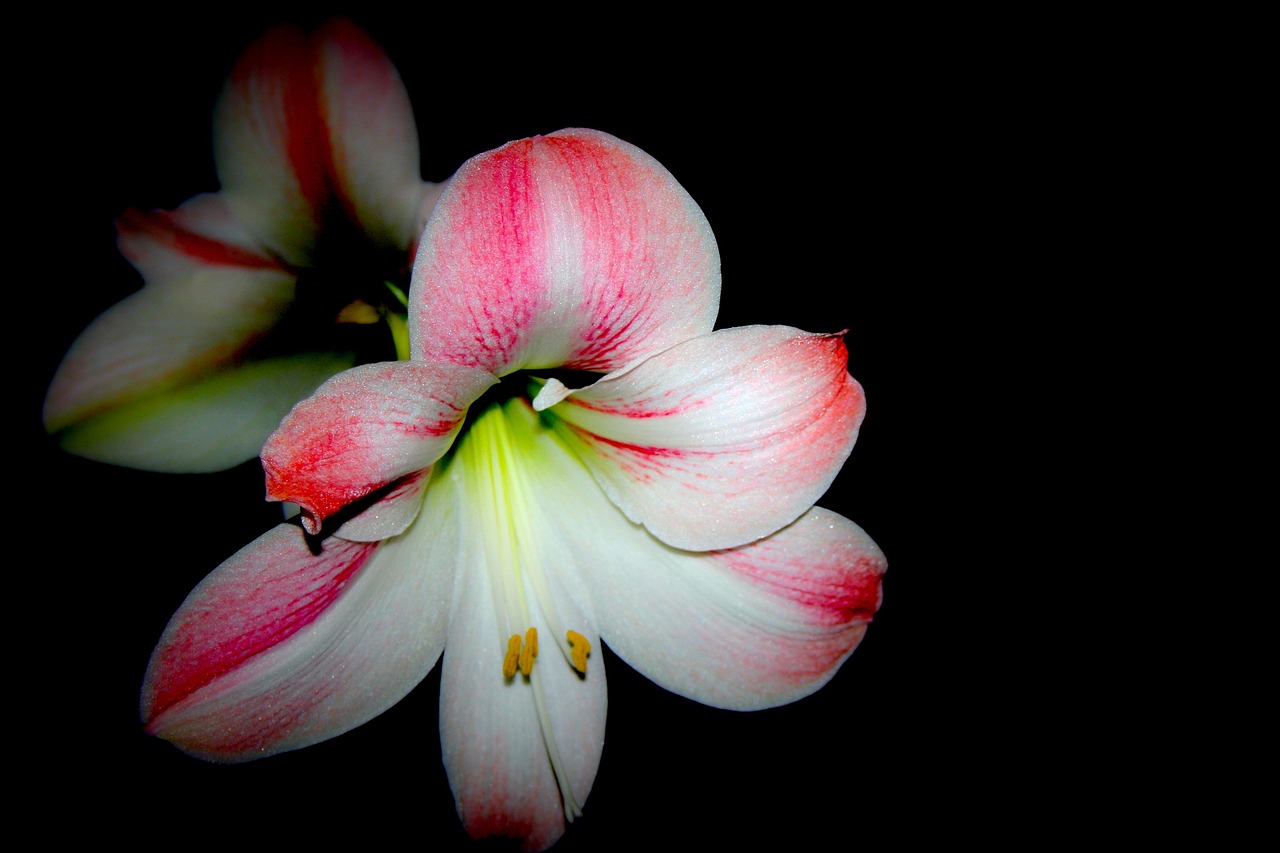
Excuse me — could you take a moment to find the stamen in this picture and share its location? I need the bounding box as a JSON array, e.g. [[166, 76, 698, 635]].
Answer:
[[566, 630, 592, 674], [503, 634, 522, 679], [335, 299, 381, 324], [520, 627, 539, 676]]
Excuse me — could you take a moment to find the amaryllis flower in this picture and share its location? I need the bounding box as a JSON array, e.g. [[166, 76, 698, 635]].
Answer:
[[43, 18, 442, 473], [141, 128, 886, 851]]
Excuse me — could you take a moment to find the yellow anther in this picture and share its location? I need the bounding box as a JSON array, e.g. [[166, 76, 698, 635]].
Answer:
[[566, 630, 592, 674], [503, 634, 522, 679], [520, 627, 539, 676], [335, 300, 381, 325]]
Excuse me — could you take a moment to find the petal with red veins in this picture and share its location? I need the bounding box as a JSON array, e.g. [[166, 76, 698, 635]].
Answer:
[[543, 325, 866, 551], [263, 361, 497, 534], [411, 128, 720, 376], [141, 512, 458, 761], [214, 19, 431, 266]]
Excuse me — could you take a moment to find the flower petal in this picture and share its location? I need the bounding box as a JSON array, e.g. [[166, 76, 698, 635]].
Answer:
[[43, 196, 323, 471], [317, 18, 441, 253], [214, 19, 432, 266], [117, 192, 288, 283], [410, 128, 720, 376], [481, 401, 883, 708], [586, 504, 885, 710], [46, 196, 295, 431], [324, 468, 430, 542], [545, 325, 866, 551], [142, 510, 459, 761], [433, 406, 607, 851], [55, 352, 357, 473], [262, 361, 497, 534]]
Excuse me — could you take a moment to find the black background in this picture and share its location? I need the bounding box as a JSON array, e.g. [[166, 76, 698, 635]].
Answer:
[[26, 7, 1015, 850]]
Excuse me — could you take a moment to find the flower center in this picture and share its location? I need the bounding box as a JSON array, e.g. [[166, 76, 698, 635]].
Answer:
[[456, 398, 592, 678], [257, 229, 413, 363]]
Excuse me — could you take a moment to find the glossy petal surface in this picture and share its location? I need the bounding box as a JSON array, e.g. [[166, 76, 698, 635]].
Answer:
[[544, 325, 865, 551], [411, 128, 720, 375]]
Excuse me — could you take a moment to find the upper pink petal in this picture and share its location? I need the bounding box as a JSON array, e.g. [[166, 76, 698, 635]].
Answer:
[[262, 360, 497, 534], [543, 325, 866, 551], [410, 128, 721, 376], [141, 516, 458, 762], [213, 18, 431, 266]]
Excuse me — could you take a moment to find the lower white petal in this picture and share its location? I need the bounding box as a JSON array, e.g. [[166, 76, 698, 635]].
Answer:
[[436, 399, 607, 852], [581, 507, 886, 710]]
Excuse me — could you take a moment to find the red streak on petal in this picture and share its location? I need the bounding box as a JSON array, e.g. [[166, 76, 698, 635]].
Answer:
[[145, 536, 376, 722], [464, 814, 541, 849], [117, 208, 285, 270], [570, 429, 691, 459], [273, 30, 338, 226], [562, 391, 699, 419], [723, 549, 886, 627], [227, 24, 345, 236]]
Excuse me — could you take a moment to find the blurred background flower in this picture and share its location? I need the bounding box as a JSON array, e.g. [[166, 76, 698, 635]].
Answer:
[[43, 18, 440, 472]]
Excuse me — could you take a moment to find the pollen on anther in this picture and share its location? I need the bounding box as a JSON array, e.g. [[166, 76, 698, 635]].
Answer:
[[335, 299, 381, 324], [503, 634, 522, 679], [566, 630, 591, 674], [520, 627, 539, 676]]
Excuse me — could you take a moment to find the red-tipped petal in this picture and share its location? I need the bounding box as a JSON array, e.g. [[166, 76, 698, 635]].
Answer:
[[262, 361, 496, 534]]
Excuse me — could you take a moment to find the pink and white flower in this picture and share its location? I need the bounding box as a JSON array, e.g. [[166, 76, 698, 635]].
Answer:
[[141, 128, 885, 851], [43, 18, 442, 472]]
